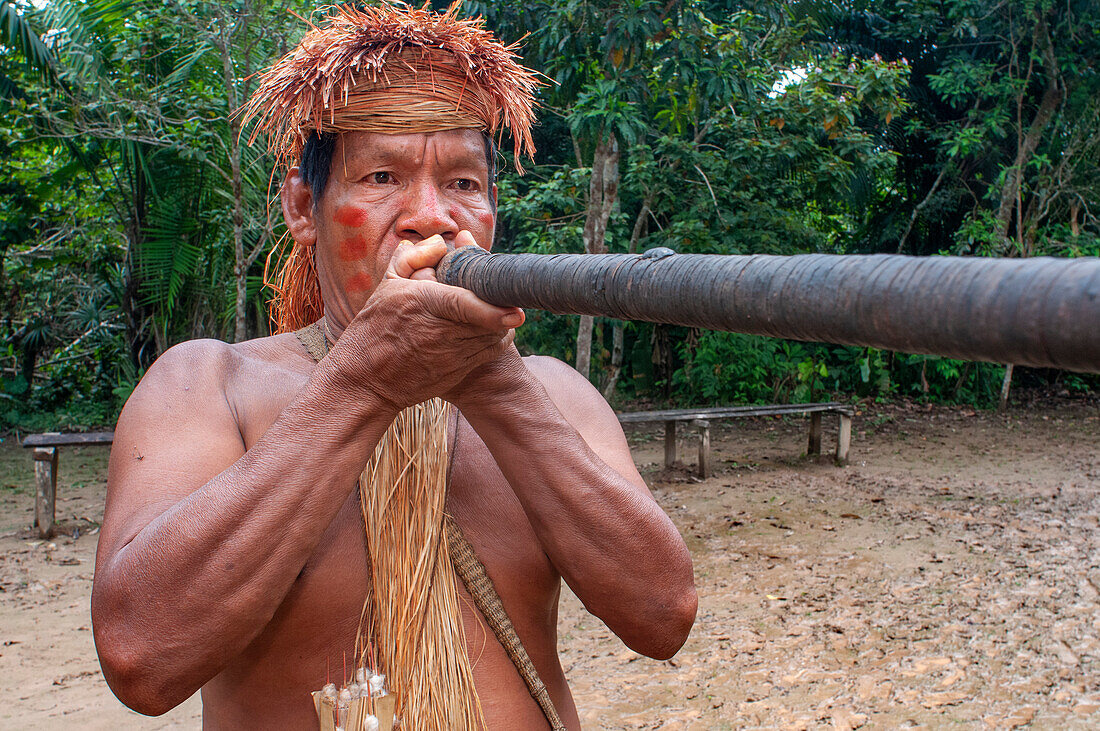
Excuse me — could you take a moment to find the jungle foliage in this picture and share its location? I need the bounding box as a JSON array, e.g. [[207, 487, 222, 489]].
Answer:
[[2, 0, 1098, 430]]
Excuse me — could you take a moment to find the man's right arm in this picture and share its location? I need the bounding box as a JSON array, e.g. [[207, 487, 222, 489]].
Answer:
[[91, 337, 400, 715]]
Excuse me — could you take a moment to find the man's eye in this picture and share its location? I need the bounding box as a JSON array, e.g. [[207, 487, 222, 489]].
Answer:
[[371, 172, 393, 184], [454, 178, 479, 191]]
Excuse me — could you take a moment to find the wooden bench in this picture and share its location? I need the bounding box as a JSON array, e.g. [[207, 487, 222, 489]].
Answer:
[[20, 404, 851, 533], [22, 431, 115, 538], [617, 402, 853, 478]]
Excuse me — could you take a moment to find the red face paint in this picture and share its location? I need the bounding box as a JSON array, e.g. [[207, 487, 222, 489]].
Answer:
[[476, 210, 495, 237], [345, 272, 373, 293], [339, 235, 370, 261], [333, 205, 369, 228]]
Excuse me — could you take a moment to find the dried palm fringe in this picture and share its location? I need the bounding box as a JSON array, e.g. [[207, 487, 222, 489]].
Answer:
[[266, 231, 323, 334], [356, 398, 485, 729], [240, 2, 542, 171]]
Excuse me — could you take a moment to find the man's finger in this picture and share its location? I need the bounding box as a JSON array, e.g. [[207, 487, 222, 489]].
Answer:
[[421, 283, 524, 330], [454, 229, 486, 252], [387, 236, 446, 280]]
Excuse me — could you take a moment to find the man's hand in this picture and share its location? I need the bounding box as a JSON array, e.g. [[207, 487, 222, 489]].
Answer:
[[393, 231, 530, 413], [322, 234, 524, 412]]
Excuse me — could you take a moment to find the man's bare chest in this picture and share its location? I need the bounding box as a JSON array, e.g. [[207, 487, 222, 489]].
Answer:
[[283, 416, 558, 622], [225, 364, 558, 648]]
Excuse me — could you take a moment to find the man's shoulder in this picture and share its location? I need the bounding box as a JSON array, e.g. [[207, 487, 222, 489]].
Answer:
[[125, 333, 309, 416], [520, 354, 586, 391], [148, 337, 233, 375], [520, 354, 616, 419], [146, 332, 308, 384]]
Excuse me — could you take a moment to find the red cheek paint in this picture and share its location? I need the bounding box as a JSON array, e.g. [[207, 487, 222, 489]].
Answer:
[[345, 272, 374, 293], [476, 210, 495, 232], [333, 205, 369, 227], [339, 235, 370, 261]]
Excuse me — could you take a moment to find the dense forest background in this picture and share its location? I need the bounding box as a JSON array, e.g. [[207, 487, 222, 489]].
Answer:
[[1, 0, 1098, 431]]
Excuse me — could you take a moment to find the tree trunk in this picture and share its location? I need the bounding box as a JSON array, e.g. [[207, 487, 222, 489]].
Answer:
[[602, 324, 624, 400], [231, 130, 247, 343], [123, 168, 149, 367], [576, 316, 594, 378], [999, 363, 1014, 412], [575, 135, 620, 378], [994, 15, 1062, 245], [898, 164, 948, 254], [601, 192, 652, 399]]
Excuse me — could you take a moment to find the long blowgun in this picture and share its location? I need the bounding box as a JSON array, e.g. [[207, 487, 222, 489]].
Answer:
[[437, 248, 1100, 373]]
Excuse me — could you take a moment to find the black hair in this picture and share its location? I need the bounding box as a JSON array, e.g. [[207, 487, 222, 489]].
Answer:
[[299, 132, 338, 206], [299, 130, 499, 211]]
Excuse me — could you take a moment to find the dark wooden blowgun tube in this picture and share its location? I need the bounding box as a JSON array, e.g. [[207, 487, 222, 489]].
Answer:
[[437, 247, 1100, 374]]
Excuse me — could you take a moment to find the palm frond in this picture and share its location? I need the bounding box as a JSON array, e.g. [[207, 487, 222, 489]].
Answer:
[[39, 0, 134, 82], [0, 0, 58, 78], [158, 40, 215, 93], [136, 162, 211, 316], [0, 70, 29, 103]]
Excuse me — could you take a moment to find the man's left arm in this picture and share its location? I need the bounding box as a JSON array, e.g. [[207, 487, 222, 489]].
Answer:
[[450, 350, 697, 660]]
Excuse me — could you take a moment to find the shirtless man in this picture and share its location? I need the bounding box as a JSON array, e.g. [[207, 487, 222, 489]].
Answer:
[[90, 6, 696, 729]]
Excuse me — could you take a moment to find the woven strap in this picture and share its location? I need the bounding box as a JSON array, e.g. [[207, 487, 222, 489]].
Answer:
[[294, 320, 566, 730], [445, 515, 567, 731], [295, 320, 329, 363]]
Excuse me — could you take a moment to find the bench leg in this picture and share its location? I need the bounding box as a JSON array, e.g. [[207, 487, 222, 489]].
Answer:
[[664, 421, 677, 468], [693, 420, 711, 479], [807, 412, 823, 455], [33, 447, 58, 539], [836, 413, 852, 465]]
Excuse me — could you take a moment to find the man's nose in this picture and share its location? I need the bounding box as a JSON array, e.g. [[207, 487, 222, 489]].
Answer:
[[396, 180, 458, 243]]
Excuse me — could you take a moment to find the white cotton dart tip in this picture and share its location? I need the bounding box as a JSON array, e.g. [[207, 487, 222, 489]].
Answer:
[[337, 687, 351, 728], [355, 667, 368, 684], [369, 674, 386, 696], [361, 715, 380, 731], [322, 682, 338, 701]]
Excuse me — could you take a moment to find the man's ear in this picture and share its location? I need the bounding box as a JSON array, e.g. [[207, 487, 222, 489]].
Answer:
[[281, 168, 317, 247]]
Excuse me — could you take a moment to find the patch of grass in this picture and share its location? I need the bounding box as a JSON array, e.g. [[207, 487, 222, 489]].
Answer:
[[0, 442, 32, 496], [0, 442, 110, 498]]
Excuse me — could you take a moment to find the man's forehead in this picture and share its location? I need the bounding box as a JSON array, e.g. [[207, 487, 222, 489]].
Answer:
[[339, 129, 488, 169]]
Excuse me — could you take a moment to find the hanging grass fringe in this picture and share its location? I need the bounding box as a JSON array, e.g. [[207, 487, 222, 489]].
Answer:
[[264, 231, 324, 334], [355, 398, 485, 729]]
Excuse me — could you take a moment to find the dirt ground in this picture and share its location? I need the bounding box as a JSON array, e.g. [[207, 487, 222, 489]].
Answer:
[[1, 397, 1098, 729]]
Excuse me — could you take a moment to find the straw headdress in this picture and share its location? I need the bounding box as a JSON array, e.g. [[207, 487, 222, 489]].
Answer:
[[244, 1, 541, 334], [243, 1, 540, 172]]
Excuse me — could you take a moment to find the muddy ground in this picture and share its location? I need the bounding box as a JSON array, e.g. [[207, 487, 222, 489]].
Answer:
[[1, 398, 1098, 729]]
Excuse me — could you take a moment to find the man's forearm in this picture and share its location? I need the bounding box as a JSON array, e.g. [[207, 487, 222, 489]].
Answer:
[[93, 365, 398, 714], [457, 366, 696, 659]]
